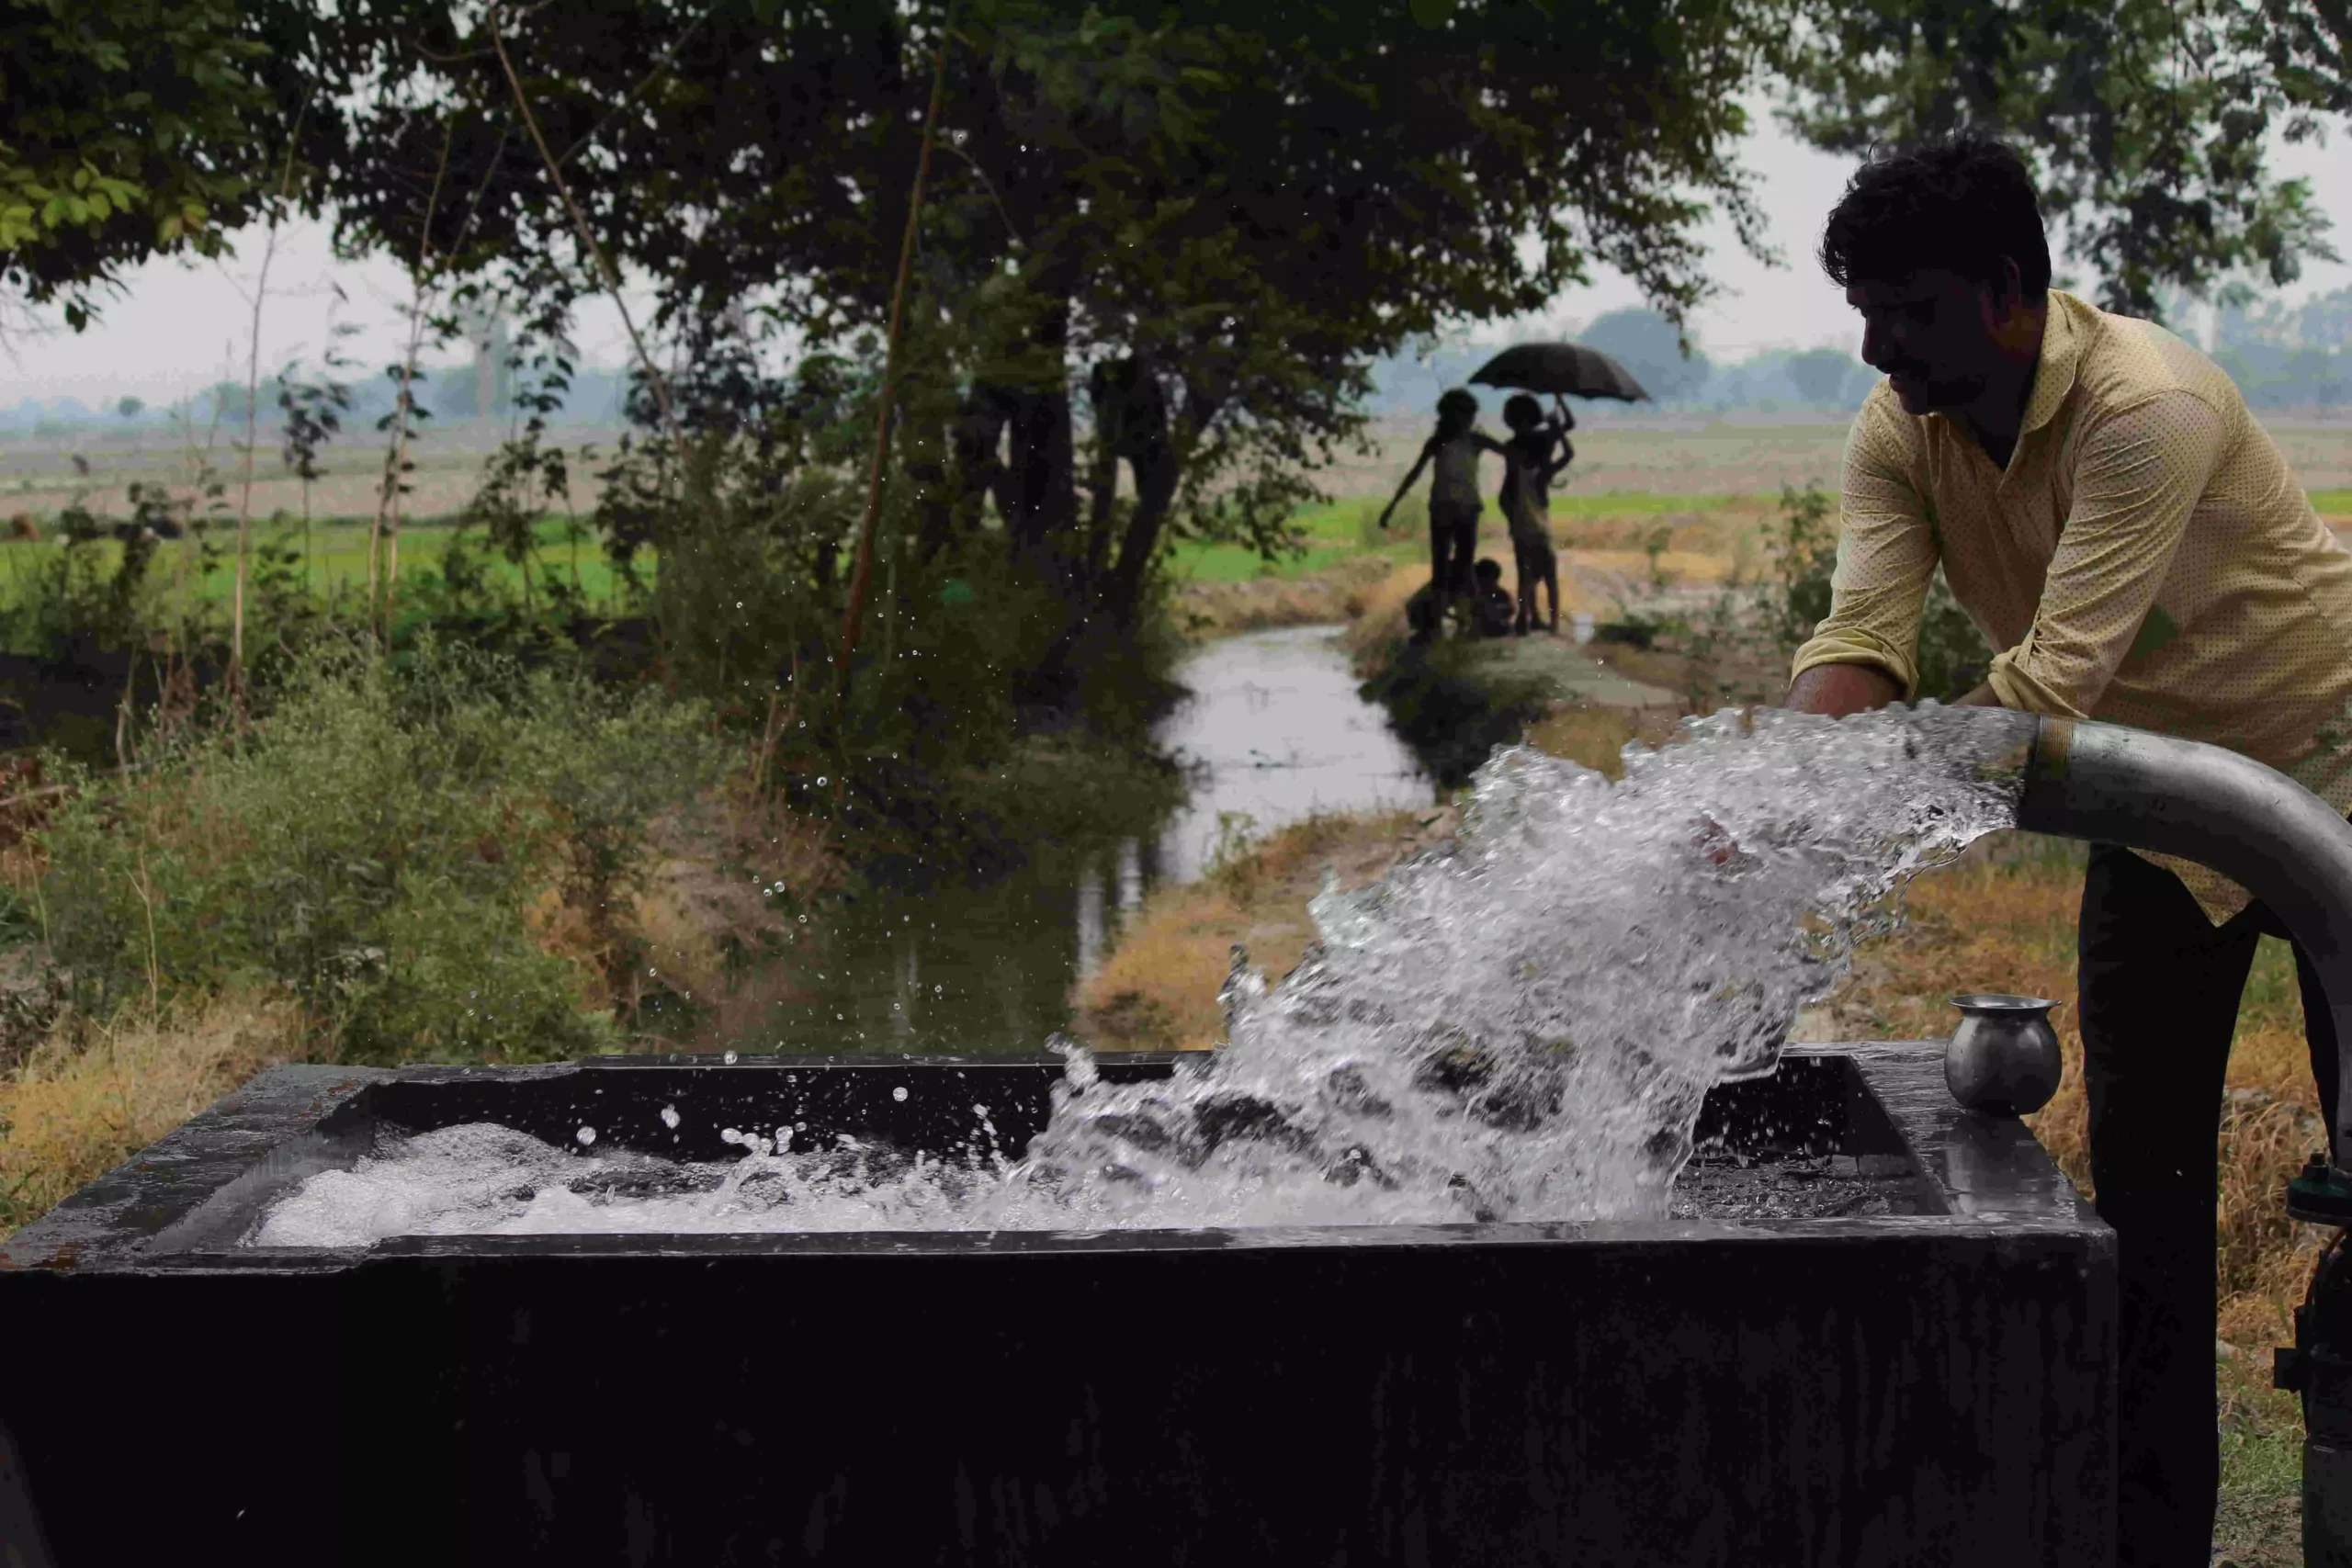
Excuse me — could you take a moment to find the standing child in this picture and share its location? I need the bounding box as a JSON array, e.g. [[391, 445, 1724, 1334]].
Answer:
[[1381, 389, 1503, 605], [1498, 393, 1573, 635]]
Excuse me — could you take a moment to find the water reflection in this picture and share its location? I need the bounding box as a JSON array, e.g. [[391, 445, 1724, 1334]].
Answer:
[[718, 625, 1432, 1055], [1154, 626, 1433, 882]]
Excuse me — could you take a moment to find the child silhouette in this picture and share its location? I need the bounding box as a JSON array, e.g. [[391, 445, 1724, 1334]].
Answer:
[[1381, 389, 1505, 604], [1498, 393, 1572, 635]]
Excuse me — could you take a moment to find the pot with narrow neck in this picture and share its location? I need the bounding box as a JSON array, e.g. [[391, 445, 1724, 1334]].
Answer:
[[1943, 993, 2062, 1115]]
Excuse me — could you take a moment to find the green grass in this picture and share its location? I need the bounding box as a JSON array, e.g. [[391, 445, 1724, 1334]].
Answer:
[[1169, 497, 1418, 584], [0, 514, 642, 615], [2312, 487, 2352, 515], [2217, 1356, 2307, 1565]]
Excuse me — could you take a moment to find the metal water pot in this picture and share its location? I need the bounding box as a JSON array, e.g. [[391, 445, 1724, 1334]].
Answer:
[[1944, 994, 2064, 1115]]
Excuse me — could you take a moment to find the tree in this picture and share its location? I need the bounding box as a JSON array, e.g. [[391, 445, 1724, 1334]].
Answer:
[[1783, 347, 1861, 407], [306, 0, 1773, 648], [116, 395, 142, 419], [0, 0, 324, 329], [1770, 0, 2342, 318], [1579, 309, 1716, 403]]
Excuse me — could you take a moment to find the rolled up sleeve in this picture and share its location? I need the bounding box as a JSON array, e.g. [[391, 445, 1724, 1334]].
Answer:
[[1985, 391, 2222, 717], [1792, 412, 1938, 698]]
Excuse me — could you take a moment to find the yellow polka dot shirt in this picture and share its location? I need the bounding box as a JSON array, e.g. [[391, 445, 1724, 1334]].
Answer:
[[1792, 289, 2352, 922]]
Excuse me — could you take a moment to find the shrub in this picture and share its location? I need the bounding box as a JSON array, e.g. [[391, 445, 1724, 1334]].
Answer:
[[30, 637, 728, 1063]]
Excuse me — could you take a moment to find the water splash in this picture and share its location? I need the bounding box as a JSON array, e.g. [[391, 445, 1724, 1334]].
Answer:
[[251, 705, 2027, 1247]]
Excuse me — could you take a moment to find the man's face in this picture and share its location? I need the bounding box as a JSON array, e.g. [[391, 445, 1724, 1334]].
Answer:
[[1845, 269, 2006, 416]]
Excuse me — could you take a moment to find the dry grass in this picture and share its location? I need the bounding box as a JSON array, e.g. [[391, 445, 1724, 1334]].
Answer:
[[525, 775, 846, 1035], [0, 989, 308, 1235], [1073, 808, 1455, 1050]]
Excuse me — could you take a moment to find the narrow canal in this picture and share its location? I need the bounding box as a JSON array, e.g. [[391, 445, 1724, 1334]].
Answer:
[[728, 625, 1432, 1055]]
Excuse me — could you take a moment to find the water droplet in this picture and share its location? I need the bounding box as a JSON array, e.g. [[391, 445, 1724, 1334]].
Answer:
[[723, 1051, 739, 1066], [660, 1105, 680, 1130], [892, 1087, 909, 1102], [575, 1126, 596, 1146]]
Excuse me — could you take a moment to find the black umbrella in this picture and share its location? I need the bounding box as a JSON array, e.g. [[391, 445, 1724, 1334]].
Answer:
[[1468, 342, 1651, 402]]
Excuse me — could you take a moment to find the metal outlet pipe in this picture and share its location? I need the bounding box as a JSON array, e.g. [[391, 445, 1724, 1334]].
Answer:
[[2008, 711, 2352, 1166], [2002, 709, 2352, 1568]]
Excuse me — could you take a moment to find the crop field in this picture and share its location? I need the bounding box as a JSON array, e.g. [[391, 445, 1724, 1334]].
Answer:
[[0, 513, 639, 620]]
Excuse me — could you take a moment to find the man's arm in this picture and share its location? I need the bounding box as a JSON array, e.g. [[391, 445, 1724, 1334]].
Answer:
[[1981, 392, 2222, 717], [1787, 662, 1902, 716], [1783, 409, 1941, 707]]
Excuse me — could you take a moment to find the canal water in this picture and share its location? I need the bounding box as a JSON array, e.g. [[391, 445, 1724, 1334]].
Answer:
[[728, 625, 1431, 1055]]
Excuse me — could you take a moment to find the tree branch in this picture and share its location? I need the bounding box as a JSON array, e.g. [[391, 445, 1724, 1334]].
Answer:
[[488, 3, 686, 461], [835, 12, 955, 717]]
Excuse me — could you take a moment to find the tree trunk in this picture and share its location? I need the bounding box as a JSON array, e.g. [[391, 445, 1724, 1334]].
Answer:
[[998, 383, 1079, 567], [1097, 359, 1183, 632], [1083, 360, 1122, 588]]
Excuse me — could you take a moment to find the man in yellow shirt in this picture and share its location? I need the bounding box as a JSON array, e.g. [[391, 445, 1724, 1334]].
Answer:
[[1785, 132, 2352, 1568]]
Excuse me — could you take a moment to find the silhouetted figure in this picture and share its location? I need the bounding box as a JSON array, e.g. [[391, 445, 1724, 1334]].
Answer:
[[69, 454, 89, 478], [1499, 394, 1571, 635], [1470, 558, 1516, 637], [1382, 389, 1505, 603]]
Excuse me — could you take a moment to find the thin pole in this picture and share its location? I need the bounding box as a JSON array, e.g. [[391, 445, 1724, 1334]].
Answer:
[[490, 5, 686, 463], [834, 13, 951, 718]]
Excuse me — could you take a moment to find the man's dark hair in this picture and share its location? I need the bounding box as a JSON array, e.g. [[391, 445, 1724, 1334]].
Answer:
[[1819, 132, 2051, 303]]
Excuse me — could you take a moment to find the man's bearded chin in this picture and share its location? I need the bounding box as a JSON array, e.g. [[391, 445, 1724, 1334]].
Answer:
[[1884, 364, 1984, 416]]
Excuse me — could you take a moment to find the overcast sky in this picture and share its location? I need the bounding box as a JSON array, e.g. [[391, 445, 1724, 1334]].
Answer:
[[4, 105, 2348, 409]]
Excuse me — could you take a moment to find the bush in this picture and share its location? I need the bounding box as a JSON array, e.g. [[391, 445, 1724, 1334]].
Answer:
[[30, 637, 728, 1063]]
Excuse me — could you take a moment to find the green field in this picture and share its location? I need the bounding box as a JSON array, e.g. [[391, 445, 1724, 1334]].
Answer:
[[1167, 498, 1414, 584], [0, 514, 641, 616]]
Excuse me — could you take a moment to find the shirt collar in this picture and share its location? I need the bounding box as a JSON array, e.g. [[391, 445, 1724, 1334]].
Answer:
[[2018, 290, 2086, 438]]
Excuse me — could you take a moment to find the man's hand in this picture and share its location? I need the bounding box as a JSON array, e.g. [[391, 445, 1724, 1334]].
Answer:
[[1784, 663, 1901, 717]]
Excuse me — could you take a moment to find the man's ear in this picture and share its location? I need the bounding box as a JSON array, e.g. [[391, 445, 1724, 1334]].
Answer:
[[1980, 257, 2027, 325]]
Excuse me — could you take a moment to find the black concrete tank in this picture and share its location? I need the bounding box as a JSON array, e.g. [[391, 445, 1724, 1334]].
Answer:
[[0, 1043, 2113, 1566]]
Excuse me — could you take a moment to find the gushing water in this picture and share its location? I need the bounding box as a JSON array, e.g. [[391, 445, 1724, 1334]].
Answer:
[[252, 705, 2027, 1247]]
